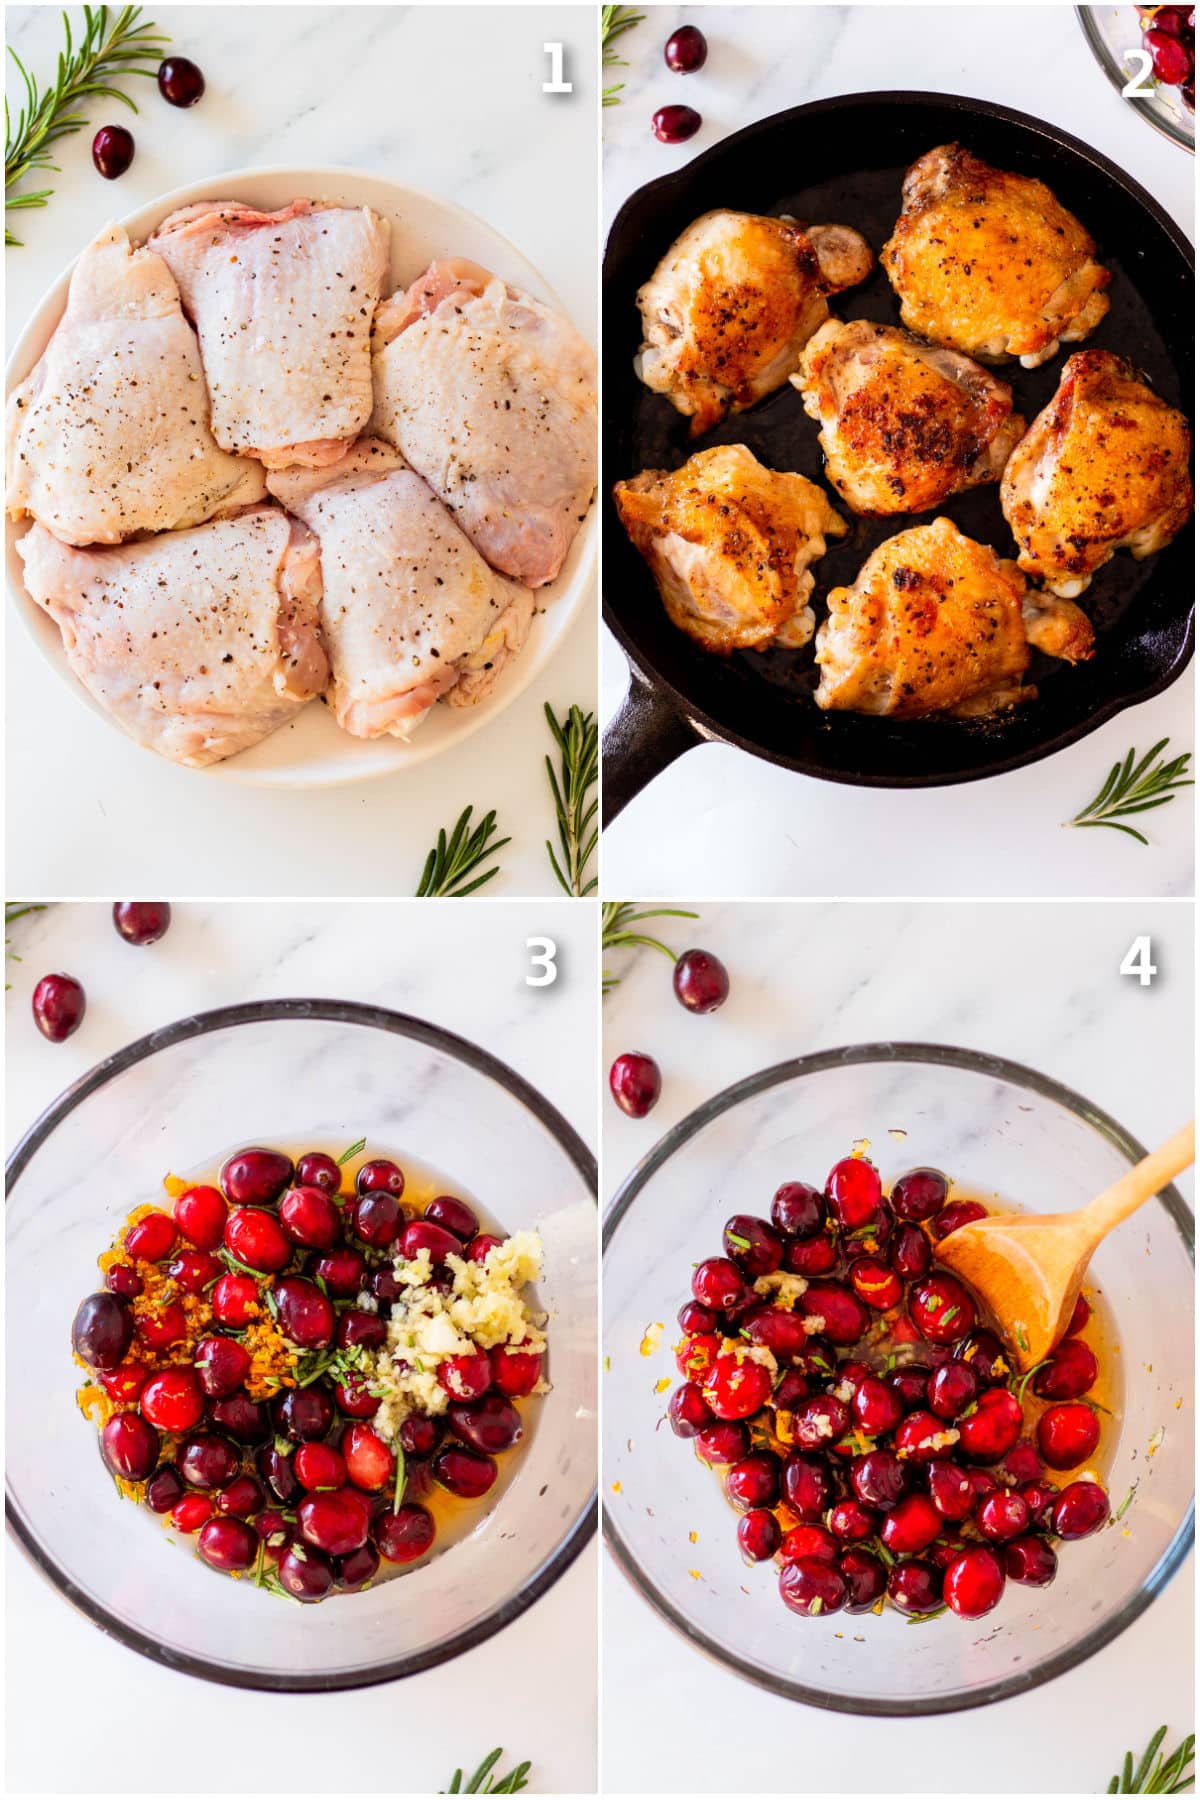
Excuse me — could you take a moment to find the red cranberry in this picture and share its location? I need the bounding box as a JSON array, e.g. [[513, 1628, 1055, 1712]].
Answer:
[[881, 1491, 942, 1555], [257, 1443, 301, 1504], [123, 1212, 175, 1262], [930, 1199, 988, 1239], [1004, 1535, 1058, 1586], [255, 1508, 293, 1558], [220, 1147, 294, 1207], [668, 1383, 711, 1439], [780, 1556, 846, 1616], [889, 1364, 932, 1410], [349, 1191, 401, 1250], [274, 1386, 334, 1443], [433, 1444, 497, 1499], [179, 1434, 239, 1490], [466, 1233, 503, 1264], [824, 1500, 871, 1544], [438, 1350, 492, 1403], [424, 1195, 478, 1242], [295, 1442, 347, 1492], [197, 1515, 257, 1572], [968, 1467, 999, 1501], [927, 1458, 974, 1520], [490, 1340, 542, 1398], [140, 1367, 205, 1431], [840, 1547, 887, 1611], [677, 1300, 716, 1335], [1147, 24, 1193, 81], [1038, 1402, 1100, 1471], [781, 1522, 838, 1564], [104, 1263, 143, 1300], [673, 947, 729, 1012], [664, 23, 707, 72], [889, 1223, 931, 1279], [771, 1181, 825, 1238], [211, 1389, 269, 1443], [909, 1273, 976, 1345], [826, 1156, 882, 1229], [1002, 1439, 1045, 1484], [271, 1276, 335, 1349], [851, 1376, 902, 1438], [793, 1395, 850, 1451], [397, 1219, 460, 1263], [772, 1369, 809, 1415], [801, 1282, 869, 1345], [887, 1559, 943, 1614], [742, 1306, 809, 1361], [278, 1544, 335, 1601], [211, 1272, 260, 1326], [1019, 1479, 1058, 1526], [334, 1373, 381, 1420], [144, 1464, 184, 1513], [167, 1248, 221, 1294], [945, 1546, 1005, 1619], [1066, 1293, 1092, 1336], [723, 1214, 782, 1278], [135, 1298, 187, 1352], [314, 1248, 366, 1298], [449, 1394, 523, 1456], [723, 1451, 780, 1512], [738, 1509, 781, 1562], [194, 1335, 251, 1399], [652, 104, 701, 144], [91, 124, 135, 177], [171, 1493, 214, 1533], [354, 1157, 404, 1198], [609, 1052, 662, 1117], [851, 1449, 908, 1510], [100, 1411, 159, 1481], [849, 1255, 902, 1311], [224, 1206, 291, 1274], [795, 1338, 838, 1382], [784, 1450, 836, 1519], [695, 1421, 748, 1466], [977, 1490, 1030, 1543], [702, 1353, 772, 1421], [337, 1541, 380, 1588], [32, 973, 86, 1041], [895, 1409, 953, 1464], [72, 1291, 133, 1370], [398, 1415, 444, 1459], [675, 1331, 718, 1382], [1033, 1338, 1099, 1402], [958, 1388, 1023, 1463], [889, 1167, 949, 1221], [297, 1488, 370, 1556], [111, 901, 171, 945], [335, 1308, 387, 1352], [100, 1361, 148, 1405], [927, 1361, 978, 1421], [279, 1186, 342, 1251], [1051, 1479, 1110, 1539], [692, 1257, 749, 1312], [375, 1503, 436, 1563], [216, 1474, 263, 1518], [157, 54, 205, 105], [295, 1152, 342, 1194], [785, 1234, 838, 1277], [173, 1184, 227, 1250], [341, 1423, 394, 1492], [956, 1329, 1012, 1386]]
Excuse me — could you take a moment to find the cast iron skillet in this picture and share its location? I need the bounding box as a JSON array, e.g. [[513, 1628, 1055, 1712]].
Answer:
[[602, 92, 1195, 822]]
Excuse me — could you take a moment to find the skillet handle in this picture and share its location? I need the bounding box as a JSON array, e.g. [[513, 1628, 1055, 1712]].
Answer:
[[602, 671, 699, 826]]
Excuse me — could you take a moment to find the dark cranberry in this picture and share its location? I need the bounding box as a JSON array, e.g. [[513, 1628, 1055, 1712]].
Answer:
[[140, 1367, 205, 1431], [424, 1195, 478, 1242], [278, 1544, 335, 1601], [956, 1330, 1011, 1386], [375, 1503, 437, 1563], [349, 1191, 401, 1250], [224, 1206, 290, 1273], [438, 1350, 492, 1403], [334, 1373, 381, 1419], [1002, 1439, 1045, 1485], [295, 1442, 347, 1492], [849, 1255, 902, 1311], [178, 1434, 239, 1490], [801, 1281, 869, 1345], [1038, 1403, 1100, 1471], [889, 1222, 931, 1279], [930, 1200, 988, 1239], [198, 1516, 256, 1571], [968, 1468, 1000, 1502], [274, 1386, 334, 1443], [1147, 24, 1193, 81], [194, 1335, 251, 1399], [271, 1276, 335, 1349], [211, 1389, 270, 1443], [741, 1305, 809, 1361], [466, 1234, 503, 1265], [1066, 1293, 1092, 1336], [668, 1382, 713, 1439], [398, 1415, 444, 1458], [490, 1341, 543, 1398], [793, 1395, 851, 1451], [315, 1247, 367, 1298], [784, 1451, 836, 1520], [780, 1522, 837, 1564], [254, 1509, 293, 1558], [173, 1184, 227, 1250], [144, 1464, 185, 1513], [889, 1167, 948, 1222], [889, 1364, 932, 1411], [851, 1376, 903, 1438], [888, 1559, 943, 1614], [826, 1157, 882, 1230], [677, 1301, 717, 1336], [881, 1492, 942, 1555], [367, 1266, 402, 1312], [958, 1388, 1023, 1463], [397, 1219, 460, 1263], [771, 1371, 810, 1415], [279, 1186, 342, 1251], [851, 1449, 909, 1509], [724, 1451, 780, 1512], [353, 1158, 403, 1199], [32, 973, 86, 1041], [771, 1181, 824, 1238], [1051, 1479, 1110, 1539], [609, 1052, 662, 1117], [1019, 1479, 1058, 1526], [211, 1272, 260, 1326], [335, 1308, 387, 1352], [448, 1394, 523, 1456], [794, 1338, 838, 1383], [167, 1248, 221, 1294], [785, 1234, 838, 1278], [738, 1508, 781, 1562], [216, 1474, 263, 1517], [111, 901, 171, 944], [944, 1546, 1005, 1619], [927, 1458, 974, 1520], [1033, 1338, 1099, 1402], [829, 1498, 876, 1543], [104, 1263, 143, 1300], [433, 1444, 498, 1499], [652, 103, 701, 144], [691, 1257, 749, 1312], [72, 1291, 133, 1369], [840, 1547, 887, 1612], [780, 1556, 846, 1616], [337, 1541, 381, 1588], [221, 1147, 294, 1207], [977, 1490, 1029, 1543], [664, 24, 708, 72], [156, 54, 205, 105], [295, 1152, 342, 1194], [100, 1411, 159, 1481], [1004, 1535, 1058, 1586], [124, 1211, 175, 1261], [723, 1214, 782, 1278], [909, 1273, 976, 1346], [694, 1421, 748, 1467], [927, 1361, 978, 1421], [673, 947, 729, 1012], [257, 1442, 302, 1504], [297, 1489, 370, 1556]]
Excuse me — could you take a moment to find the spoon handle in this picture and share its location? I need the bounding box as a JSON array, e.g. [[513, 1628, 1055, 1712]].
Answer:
[[1078, 1122, 1195, 1244]]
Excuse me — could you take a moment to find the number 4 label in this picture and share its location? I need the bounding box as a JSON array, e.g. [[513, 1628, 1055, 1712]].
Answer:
[[527, 936, 558, 986], [1120, 936, 1157, 987]]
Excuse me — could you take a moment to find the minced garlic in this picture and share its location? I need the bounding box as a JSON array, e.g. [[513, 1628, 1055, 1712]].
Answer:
[[753, 1270, 808, 1307]]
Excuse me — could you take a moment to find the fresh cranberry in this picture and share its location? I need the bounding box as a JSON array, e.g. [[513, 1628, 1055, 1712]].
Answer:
[[171, 1493, 215, 1534], [927, 1458, 974, 1520], [968, 1467, 1000, 1502], [1004, 1535, 1058, 1586], [778, 1555, 845, 1616], [956, 1330, 1012, 1386], [881, 1491, 942, 1555], [695, 1421, 748, 1467], [723, 1214, 782, 1278], [104, 1263, 143, 1300], [466, 1234, 503, 1265], [1051, 1479, 1110, 1539], [179, 1434, 239, 1490], [166, 1248, 220, 1294], [448, 1394, 523, 1456], [172, 1183, 226, 1250], [795, 1338, 838, 1382], [850, 1376, 902, 1437], [296, 1488, 370, 1556], [958, 1388, 1023, 1463], [220, 1147, 294, 1206], [211, 1272, 260, 1326], [823, 1499, 871, 1545], [826, 1157, 882, 1230], [785, 1235, 839, 1277], [851, 1449, 909, 1509], [652, 104, 701, 144], [944, 1546, 1005, 1619], [909, 1274, 975, 1345], [849, 1255, 902, 1311], [772, 1370, 810, 1415], [278, 1186, 342, 1251], [211, 1389, 270, 1443], [337, 1541, 380, 1588], [977, 1490, 1029, 1543], [224, 1206, 290, 1273], [278, 1544, 335, 1601], [888, 1559, 943, 1614], [490, 1341, 543, 1398], [112, 901, 171, 944], [840, 1547, 887, 1611], [271, 1276, 335, 1349], [677, 1301, 717, 1336], [333, 1373, 381, 1419], [676, 1331, 719, 1381], [353, 1158, 403, 1199], [741, 1306, 809, 1360], [32, 973, 86, 1041], [1002, 1439, 1044, 1484], [725, 1451, 780, 1512], [255, 1509, 293, 1559], [274, 1386, 334, 1442], [927, 1361, 978, 1421], [771, 1182, 824, 1238], [889, 1223, 931, 1279], [673, 948, 729, 1012], [1038, 1402, 1100, 1471], [782, 1450, 835, 1519], [398, 1415, 443, 1458], [397, 1219, 459, 1263], [1147, 24, 1193, 82], [123, 1211, 175, 1262], [1019, 1479, 1058, 1526], [374, 1503, 436, 1563], [1066, 1293, 1092, 1336], [216, 1474, 264, 1518], [1033, 1338, 1098, 1402], [702, 1353, 772, 1420], [664, 24, 707, 72], [801, 1282, 869, 1345], [895, 1409, 953, 1464], [72, 1291, 133, 1369], [157, 54, 205, 105], [99, 1361, 149, 1406], [438, 1351, 492, 1403], [433, 1444, 497, 1499], [738, 1508, 781, 1562], [691, 1257, 749, 1312], [100, 1411, 159, 1480], [341, 1423, 394, 1491], [781, 1522, 838, 1564], [295, 1442, 347, 1491], [792, 1395, 851, 1451], [609, 1052, 662, 1117], [135, 1299, 187, 1352], [139, 1367, 204, 1431], [335, 1308, 387, 1351], [930, 1200, 988, 1239], [423, 1196, 478, 1243], [889, 1167, 948, 1221], [295, 1152, 342, 1194], [889, 1364, 933, 1411], [194, 1335, 251, 1399], [257, 1443, 302, 1504], [314, 1248, 366, 1298], [144, 1464, 185, 1513]]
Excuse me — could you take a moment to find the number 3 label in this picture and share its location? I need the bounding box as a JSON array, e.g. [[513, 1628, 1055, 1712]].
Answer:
[[1120, 935, 1157, 987], [527, 936, 558, 987]]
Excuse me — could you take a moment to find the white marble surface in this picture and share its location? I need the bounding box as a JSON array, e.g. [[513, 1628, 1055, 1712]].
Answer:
[[600, 896, 1194, 1792], [5, 4, 598, 898], [601, 3, 1195, 898], [4, 899, 598, 1795]]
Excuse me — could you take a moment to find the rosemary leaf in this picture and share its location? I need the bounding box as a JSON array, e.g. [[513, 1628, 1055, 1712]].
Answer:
[[601, 901, 698, 992], [544, 702, 598, 896], [1107, 1726, 1194, 1794], [417, 805, 510, 897], [601, 6, 644, 107], [336, 1136, 366, 1167], [443, 1748, 531, 1795], [1067, 739, 1192, 846]]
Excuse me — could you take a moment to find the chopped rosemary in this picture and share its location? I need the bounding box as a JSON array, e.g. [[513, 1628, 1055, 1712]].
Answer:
[[602, 901, 698, 992], [1068, 738, 1193, 846], [417, 805, 510, 897], [1014, 1325, 1030, 1353], [1115, 1482, 1138, 1522], [725, 1232, 751, 1251], [1107, 1725, 1195, 1793], [392, 1444, 408, 1514], [544, 702, 598, 896], [601, 6, 644, 107], [444, 1748, 532, 1794], [337, 1136, 366, 1166]]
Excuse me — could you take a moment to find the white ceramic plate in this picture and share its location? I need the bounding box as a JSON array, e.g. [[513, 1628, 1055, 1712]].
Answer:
[[5, 164, 597, 789]]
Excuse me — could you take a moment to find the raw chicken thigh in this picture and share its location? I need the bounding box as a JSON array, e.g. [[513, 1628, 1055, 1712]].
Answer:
[[882, 146, 1110, 368], [815, 516, 1093, 718], [17, 507, 328, 766], [635, 209, 875, 435], [371, 258, 597, 587], [6, 223, 265, 545], [792, 318, 1026, 514], [613, 444, 846, 654], [149, 200, 389, 468], [267, 439, 533, 738], [1000, 350, 1194, 597]]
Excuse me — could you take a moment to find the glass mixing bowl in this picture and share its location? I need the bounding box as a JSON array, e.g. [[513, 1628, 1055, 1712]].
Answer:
[[603, 1043, 1193, 1715], [1077, 5, 1196, 152], [7, 1000, 597, 1690]]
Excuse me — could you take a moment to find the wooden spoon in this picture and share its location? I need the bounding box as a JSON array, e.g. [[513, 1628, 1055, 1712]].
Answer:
[[932, 1122, 1194, 1372]]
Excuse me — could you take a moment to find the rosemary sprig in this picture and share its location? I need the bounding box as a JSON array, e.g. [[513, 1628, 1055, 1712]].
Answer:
[[6, 7, 169, 245], [602, 901, 698, 993], [544, 703, 598, 896], [1067, 739, 1193, 846], [444, 1749, 532, 1794], [391, 1443, 407, 1514], [601, 5, 645, 107], [336, 1137, 366, 1167], [416, 806, 510, 897], [1107, 1726, 1195, 1793]]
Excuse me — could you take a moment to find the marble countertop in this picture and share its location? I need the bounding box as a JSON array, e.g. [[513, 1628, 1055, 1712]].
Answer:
[[5, 899, 598, 1795], [601, 3, 1195, 899], [5, 4, 598, 899], [601, 895, 1194, 1793]]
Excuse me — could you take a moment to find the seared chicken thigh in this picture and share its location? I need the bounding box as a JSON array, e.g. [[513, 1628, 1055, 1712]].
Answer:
[[6, 224, 265, 545], [1001, 350, 1194, 596], [882, 146, 1110, 368], [17, 508, 328, 766], [792, 318, 1026, 514], [635, 209, 875, 435], [149, 200, 389, 467], [371, 259, 596, 588], [613, 444, 846, 654], [267, 439, 533, 738], [816, 516, 1093, 718]]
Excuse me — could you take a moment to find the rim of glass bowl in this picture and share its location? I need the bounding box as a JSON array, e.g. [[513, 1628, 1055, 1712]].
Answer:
[[1076, 5, 1196, 154], [602, 1039, 1194, 1717], [6, 997, 598, 1692]]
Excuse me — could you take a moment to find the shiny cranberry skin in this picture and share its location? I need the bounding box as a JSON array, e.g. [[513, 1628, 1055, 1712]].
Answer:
[[278, 1186, 342, 1252], [348, 1191, 400, 1250], [829, 1498, 876, 1544], [335, 1308, 387, 1352], [910, 1273, 976, 1345], [490, 1341, 543, 1398], [111, 900, 171, 945], [100, 1365, 145, 1408], [780, 1556, 846, 1616], [977, 1490, 1029, 1543], [738, 1508, 781, 1562], [193, 1335, 250, 1399], [1033, 1338, 1099, 1402], [944, 1546, 1005, 1619], [802, 1282, 869, 1345], [171, 1183, 226, 1250], [772, 1370, 809, 1415], [1003, 1439, 1045, 1484], [792, 1395, 850, 1451], [104, 1263, 143, 1300], [1019, 1479, 1058, 1526], [140, 1367, 204, 1431], [278, 1544, 335, 1601], [956, 1329, 1012, 1387], [221, 1147, 293, 1207], [702, 1353, 772, 1421], [340, 1423, 394, 1492], [849, 1376, 902, 1438], [927, 1361, 978, 1421], [780, 1450, 832, 1521], [958, 1388, 1023, 1463], [677, 1300, 717, 1335], [725, 1451, 780, 1512], [929, 1200, 987, 1240], [295, 1152, 341, 1194], [609, 1051, 662, 1116], [1066, 1293, 1092, 1336], [216, 1474, 263, 1517], [466, 1233, 503, 1265], [664, 23, 707, 72], [211, 1272, 260, 1326], [888, 1223, 931, 1280], [448, 1394, 523, 1456], [795, 1338, 837, 1383], [741, 1305, 809, 1360], [652, 104, 701, 144], [968, 1467, 1000, 1501], [881, 1491, 943, 1555], [695, 1421, 748, 1466], [433, 1444, 498, 1499], [889, 1364, 932, 1410], [890, 1167, 948, 1222], [166, 1248, 221, 1294], [1038, 1402, 1100, 1471], [692, 1257, 749, 1312], [297, 1488, 370, 1556], [144, 1464, 185, 1513], [781, 1522, 838, 1564], [337, 1541, 380, 1589], [420, 1198, 476, 1246], [171, 1493, 215, 1533], [255, 1508, 293, 1557], [334, 1373, 381, 1420], [388, 1419, 437, 1465], [137, 1298, 188, 1352], [1147, 24, 1193, 81], [771, 1181, 824, 1238], [927, 1458, 974, 1520], [156, 54, 205, 105], [849, 1255, 902, 1311], [374, 1502, 436, 1563], [211, 1389, 270, 1443], [123, 1211, 175, 1262], [314, 1248, 366, 1299], [295, 1442, 347, 1492], [723, 1213, 782, 1278], [785, 1234, 838, 1277], [397, 1218, 460, 1262], [72, 1291, 133, 1369], [840, 1547, 887, 1612], [1004, 1535, 1058, 1586], [826, 1157, 882, 1230], [224, 1206, 290, 1274], [196, 1515, 256, 1572], [667, 1382, 711, 1439], [673, 947, 729, 1012], [32, 973, 86, 1041], [257, 1443, 302, 1504], [271, 1276, 335, 1349], [1051, 1479, 1110, 1539], [439, 1350, 492, 1403], [888, 1558, 943, 1614], [100, 1411, 159, 1481], [275, 1386, 334, 1443], [179, 1434, 239, 1490], [676, 1331, 718, 1381], [352, 1157, 401, 1199], [851, 1449, 909, 1509]]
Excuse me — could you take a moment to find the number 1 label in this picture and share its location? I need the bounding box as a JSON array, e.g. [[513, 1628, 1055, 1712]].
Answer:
[[543, 42, 572, 93]]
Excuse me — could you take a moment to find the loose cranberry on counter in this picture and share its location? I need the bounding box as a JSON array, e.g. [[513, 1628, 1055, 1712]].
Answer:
[[664, 23, 707, 71], [673, 948, 729, 1013], [780, 1555, 846, 1616], [889, 1167, 948, 1221], [296, 1151, 342, 1194], [140, 1368, 205, 1432], [111, 902, 171, 945], [157, 55, 205, 105], [1033, 1338, 1099, 1402], [32, 973, 86, 1042], [224, 1206, 290, 1274], [100, 1411, 159, 1481], [652, 104, 701, 144], [944, 1546, 1005, 1619], [609, 1051, 662, 1117], [825, 1156, 882, 1230], [91, 125, 134, 179], [771, 1181, 825, 1238], [738, 1508, 781, 1562], [1004, 1535, 1058, 1586], [1038, 1402, 1100, 1471], [72, 1291, 133, 1369], [220, 1147, 293, 1207]]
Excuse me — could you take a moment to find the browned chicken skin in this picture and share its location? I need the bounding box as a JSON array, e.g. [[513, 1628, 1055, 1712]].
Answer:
[[613, 445, 847, 655], [1000, 349, 1194, 596], [792, 318, 1027, 514], [635, 209, 875, 435], [882, 145, 1110, 368], [816, 516, 1093, 719]]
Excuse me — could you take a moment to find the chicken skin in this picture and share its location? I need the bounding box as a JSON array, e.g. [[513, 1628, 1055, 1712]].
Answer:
[[792, 318, 1027, 515], [635, 209, 875, 435], [6, 223, 265, 545], [816, 516, 1093, 718], [1000, 350, 1194, 597], [613, 444, 847, 655], [17, 508, 328, 766], [882, 145, 1110, 369]]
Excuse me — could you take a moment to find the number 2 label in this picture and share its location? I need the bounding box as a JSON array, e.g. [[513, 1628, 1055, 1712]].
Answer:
[[527, 936, 558, 986], [1120, 935, 1157, 987], [1122, 47, 1154, 96]]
